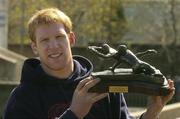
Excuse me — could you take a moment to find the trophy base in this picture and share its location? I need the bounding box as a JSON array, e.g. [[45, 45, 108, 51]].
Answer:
[[89, 68, 170, 96]]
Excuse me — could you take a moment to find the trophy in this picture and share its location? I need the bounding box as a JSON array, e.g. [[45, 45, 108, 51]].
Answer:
[[88, 44, 170, 96]]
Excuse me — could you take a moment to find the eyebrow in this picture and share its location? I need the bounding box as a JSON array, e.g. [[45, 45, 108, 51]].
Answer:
[[38, 32, 66, 40], [38, 36, 47, 40]]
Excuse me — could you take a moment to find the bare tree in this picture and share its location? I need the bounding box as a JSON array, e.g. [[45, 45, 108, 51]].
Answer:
[[161, 0, 178, 78]]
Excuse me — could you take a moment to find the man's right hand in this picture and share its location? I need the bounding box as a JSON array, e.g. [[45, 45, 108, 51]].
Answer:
[[70, 76, 108, 119]]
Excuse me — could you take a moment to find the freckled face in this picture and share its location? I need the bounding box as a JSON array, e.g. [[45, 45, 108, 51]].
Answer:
[[31, 23, 74, 75]]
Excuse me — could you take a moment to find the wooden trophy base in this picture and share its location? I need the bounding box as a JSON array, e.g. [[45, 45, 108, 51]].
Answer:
[[89, 68, 170, 96]]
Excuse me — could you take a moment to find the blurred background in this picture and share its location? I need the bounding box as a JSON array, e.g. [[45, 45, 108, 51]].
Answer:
[[0, 0, 180, 118]]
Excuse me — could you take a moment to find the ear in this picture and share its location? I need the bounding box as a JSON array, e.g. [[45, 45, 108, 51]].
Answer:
[[31, 41, 38, 55], [68, 32, 76, 47]]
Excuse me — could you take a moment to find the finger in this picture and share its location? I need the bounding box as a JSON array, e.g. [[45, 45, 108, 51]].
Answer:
[[76, 76, 92, 91], [168, 79, 174, 88], [162, 90, 175, 105], [91, 93, 108, 103], [166, 79, 175, 93], [162, 82, 175, 104], [167, 79, 175, 94], [168, 86, 175, 95], [81, 78, 101, 93]]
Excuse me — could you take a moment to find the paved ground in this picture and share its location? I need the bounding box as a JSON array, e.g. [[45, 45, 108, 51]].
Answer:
[[129, 107, 145, 113]]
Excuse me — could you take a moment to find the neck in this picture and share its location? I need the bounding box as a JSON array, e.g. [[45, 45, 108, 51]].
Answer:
[[54, 64, 74, 79], [42, 60, 74, 79]]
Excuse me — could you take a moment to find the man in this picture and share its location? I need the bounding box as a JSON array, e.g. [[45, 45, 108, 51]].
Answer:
[[3, 8, 175, 119]]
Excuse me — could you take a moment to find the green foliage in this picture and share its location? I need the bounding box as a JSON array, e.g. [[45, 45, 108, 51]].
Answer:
[[8, 0, 127, 45]]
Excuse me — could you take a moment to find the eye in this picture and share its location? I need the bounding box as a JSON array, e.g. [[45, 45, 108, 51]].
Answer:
[[40, 38, 49, 42], [56, 35, 65, 39]]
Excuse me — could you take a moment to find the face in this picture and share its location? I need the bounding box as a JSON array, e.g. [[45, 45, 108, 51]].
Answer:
[[31, 23, 75, 77]]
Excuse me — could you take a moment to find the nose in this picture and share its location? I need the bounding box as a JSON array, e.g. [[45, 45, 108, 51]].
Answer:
[[48, 39, 59, 49]]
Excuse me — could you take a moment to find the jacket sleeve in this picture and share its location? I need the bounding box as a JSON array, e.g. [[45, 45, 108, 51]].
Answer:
[[3, 99, 40, 119], [3, 86, 79, 119], [4, 96, 78, 119], [3, 87, 45, 119]]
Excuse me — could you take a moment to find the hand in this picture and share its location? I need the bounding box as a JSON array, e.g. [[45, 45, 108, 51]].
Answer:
[[142, 79, 175, 119], [70, 76, 108, 119]]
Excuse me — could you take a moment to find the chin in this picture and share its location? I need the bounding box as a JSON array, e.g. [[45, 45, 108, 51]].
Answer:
[[48, 64, 66, 71]]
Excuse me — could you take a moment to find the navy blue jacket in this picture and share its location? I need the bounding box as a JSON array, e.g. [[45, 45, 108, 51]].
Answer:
[[3, 55, 135, 119]]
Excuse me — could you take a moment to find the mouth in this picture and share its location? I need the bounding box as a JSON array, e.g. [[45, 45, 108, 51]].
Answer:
[[49, 53, 63, 58]]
